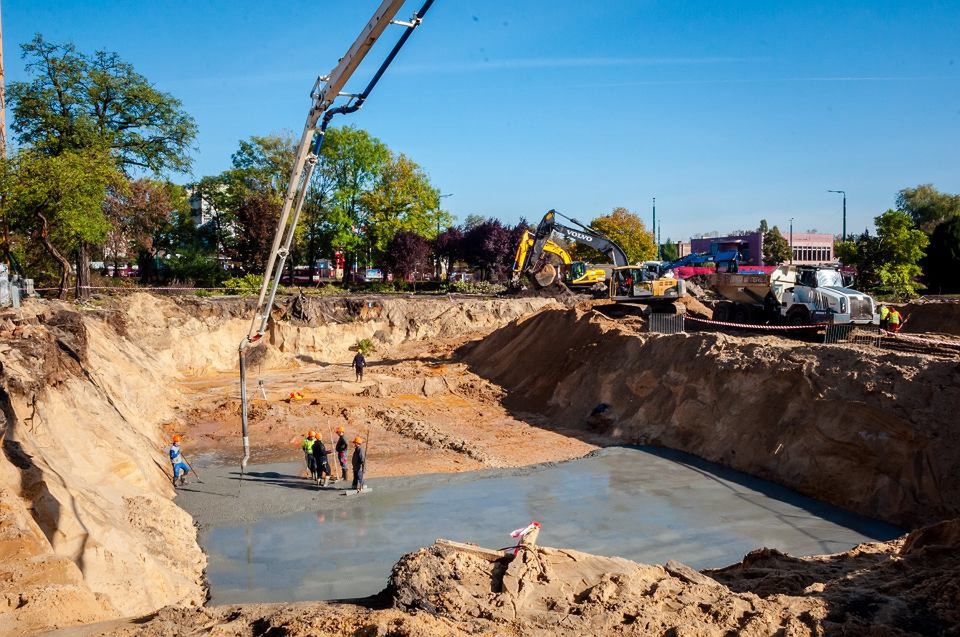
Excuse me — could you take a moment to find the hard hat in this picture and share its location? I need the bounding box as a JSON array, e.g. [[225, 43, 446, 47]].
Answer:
[[335, 426, 345, 434], [353, 436, 364, 444], [172, 434, 182, 443], [308, 431, 317, 438]]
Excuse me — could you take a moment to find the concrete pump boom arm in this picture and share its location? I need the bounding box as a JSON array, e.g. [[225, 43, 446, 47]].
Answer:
[[238, 0, 435, 473]]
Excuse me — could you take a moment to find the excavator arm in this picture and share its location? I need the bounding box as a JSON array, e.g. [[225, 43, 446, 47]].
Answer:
[[238, 0, 435, 474], [515, 209, 628, 287]]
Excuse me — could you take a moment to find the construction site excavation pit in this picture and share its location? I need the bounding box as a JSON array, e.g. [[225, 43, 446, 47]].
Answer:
[[178, 447, 902, 604]]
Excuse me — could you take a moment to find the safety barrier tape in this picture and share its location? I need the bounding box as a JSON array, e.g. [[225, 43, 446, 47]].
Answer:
[[683, 315, 827, 330], [33, 285, 232, 292]]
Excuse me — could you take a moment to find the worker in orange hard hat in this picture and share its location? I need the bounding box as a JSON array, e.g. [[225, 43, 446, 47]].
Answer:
[[169, 434, 190, 488], [335, 425, 349, 481], [351, 436, 366, 492], [301, 431, 318, 481]]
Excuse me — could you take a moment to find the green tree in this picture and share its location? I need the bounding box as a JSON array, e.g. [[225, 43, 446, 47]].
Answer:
[[8, 34, 197, 296], [762, 226, 791, 265], [5, 148, 121, 298], [659, 238, 678, 262], [319, 126, 389, 275], [103, 178, 186, 279], [874, 209, 928, 299], [896, 184, 960, 234], [923, 216, 960, 293], [9, 35, 197, 174], [361, 153, 446, 259], [231, 133, 296, 201], [573, 207, 655, 264]]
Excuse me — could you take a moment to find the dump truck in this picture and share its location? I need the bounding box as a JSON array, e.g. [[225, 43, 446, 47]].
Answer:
[[709, 264, 878, 325]]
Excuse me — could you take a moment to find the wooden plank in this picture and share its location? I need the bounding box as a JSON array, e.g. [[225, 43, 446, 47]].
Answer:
[[435, 539, 509, 561]]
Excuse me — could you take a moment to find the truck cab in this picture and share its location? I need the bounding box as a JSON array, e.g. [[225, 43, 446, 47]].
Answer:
[[775, 265, 878, 325]]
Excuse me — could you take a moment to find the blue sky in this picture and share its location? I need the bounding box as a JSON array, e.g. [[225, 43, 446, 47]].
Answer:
[[5, 1, 960, 241]]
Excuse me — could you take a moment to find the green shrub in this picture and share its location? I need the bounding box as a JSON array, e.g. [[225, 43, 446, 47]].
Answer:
[[223, 274, 265, 295], [450, 280, 506, 295], [355, 338, 376, 354]]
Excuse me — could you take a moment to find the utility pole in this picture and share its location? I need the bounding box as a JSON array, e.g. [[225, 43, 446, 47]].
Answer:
[[827, 190, 846, 241], [651, 197, 656, 259], [789, 217, 795, 263], [657, 222, 661, 261]]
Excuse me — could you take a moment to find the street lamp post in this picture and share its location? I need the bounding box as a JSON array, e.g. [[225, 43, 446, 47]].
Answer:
[[827, 190, 846, 241], [652, 197, 658, 260], [789, 217, 795, 263]]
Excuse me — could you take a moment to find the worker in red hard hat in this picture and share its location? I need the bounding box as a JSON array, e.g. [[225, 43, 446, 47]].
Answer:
[[169, 434, 190, 488], [335, 425, 349, 481], [351, 436, 366, 492]]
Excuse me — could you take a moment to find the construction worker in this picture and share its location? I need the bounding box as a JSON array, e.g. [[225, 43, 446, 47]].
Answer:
[[335, 425, 349, 480], [169, 434, 190, 488], [301, 431, 318, 481], [351, 436, 366, 492], [888, 307, 903, 333], [312, 434, 334, 487], [879, 304, 890, 330], [352, 351, 366, 382]]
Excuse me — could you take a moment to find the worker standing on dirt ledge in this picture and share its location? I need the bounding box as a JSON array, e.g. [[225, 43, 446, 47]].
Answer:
[[169, 434, 190, 488], [352, 436, 366, 492], [335, 426, 349, 480], [352, 351, 366, 382]]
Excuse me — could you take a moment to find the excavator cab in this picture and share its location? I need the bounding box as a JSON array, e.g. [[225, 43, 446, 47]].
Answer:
[[609, 266, 686, 302]]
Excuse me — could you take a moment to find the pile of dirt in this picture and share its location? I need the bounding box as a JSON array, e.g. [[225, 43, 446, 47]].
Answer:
[[460, 307, 960, 527], [898, 299, 960, 337], [105, 519, 960, 636]]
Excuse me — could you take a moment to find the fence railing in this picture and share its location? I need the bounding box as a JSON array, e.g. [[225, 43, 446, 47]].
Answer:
[[648, 313, 686, 335]]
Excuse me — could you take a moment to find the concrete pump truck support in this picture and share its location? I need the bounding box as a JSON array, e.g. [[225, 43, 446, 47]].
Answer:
[[237, 0, 436, 475]]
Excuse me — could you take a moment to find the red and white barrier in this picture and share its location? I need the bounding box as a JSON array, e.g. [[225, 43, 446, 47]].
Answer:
[[683, 315, 827, 330]]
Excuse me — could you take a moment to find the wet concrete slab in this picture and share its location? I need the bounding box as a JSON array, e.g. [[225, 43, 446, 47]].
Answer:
[[177, 446, 902, 604]]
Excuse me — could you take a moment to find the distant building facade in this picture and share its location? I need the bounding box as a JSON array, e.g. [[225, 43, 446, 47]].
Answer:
[[687, 231, 835, 266], [789, 232, 834, 265]]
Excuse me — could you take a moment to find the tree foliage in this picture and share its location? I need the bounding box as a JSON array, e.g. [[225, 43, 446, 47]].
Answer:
[[896, 184, 960, 234], [762, 226, 791, 265], [4, 148, 122, 297], [874, 209, 929, 299], [659, 239, 678, 262], [103, 179, 185, 274], [9, 34, 197, 174], [384, 230, 431, 281], [572, 207, 655, 264], [923, 216, 960, 293]]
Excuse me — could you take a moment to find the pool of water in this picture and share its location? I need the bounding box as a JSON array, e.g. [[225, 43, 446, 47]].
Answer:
[[199, 447, 901, 603]]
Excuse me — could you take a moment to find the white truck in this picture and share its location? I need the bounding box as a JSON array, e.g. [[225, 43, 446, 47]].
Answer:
[[709, 264, 879, 326]]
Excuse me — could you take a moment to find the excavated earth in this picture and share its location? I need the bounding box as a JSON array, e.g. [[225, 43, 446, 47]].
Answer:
[[0, 293, 958, 635]]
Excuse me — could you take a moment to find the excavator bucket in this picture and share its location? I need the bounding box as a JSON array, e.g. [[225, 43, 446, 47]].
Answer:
[[533, 264, 559, 288]]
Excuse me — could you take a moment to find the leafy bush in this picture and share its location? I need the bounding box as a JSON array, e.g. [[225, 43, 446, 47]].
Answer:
[[223, 274, 265, 295], [165, 248, 225, 288], [355, 338, 376, 354], [194, 289, 214, 297], [450, 280, 506, 295]]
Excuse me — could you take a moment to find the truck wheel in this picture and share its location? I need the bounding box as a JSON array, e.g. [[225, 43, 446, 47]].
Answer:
[[713, 302, 732, 322], [732, 304, 750, 323], [786, 306, 811, 325]]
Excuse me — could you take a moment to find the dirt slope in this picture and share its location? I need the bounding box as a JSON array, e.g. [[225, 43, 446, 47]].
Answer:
[[80, 519, 960, 636], [460, 307, 960, 527]]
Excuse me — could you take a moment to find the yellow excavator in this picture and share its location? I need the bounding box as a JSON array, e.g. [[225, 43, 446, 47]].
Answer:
[[513, 229, 608, 289], [513, 210, 686, 304]]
